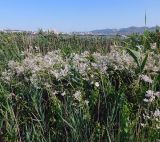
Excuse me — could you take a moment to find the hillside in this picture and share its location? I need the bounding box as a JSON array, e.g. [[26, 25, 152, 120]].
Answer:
[[90, 26, 158, 35]]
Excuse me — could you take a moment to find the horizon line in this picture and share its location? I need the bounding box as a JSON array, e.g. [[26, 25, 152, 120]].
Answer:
[[0, 25, 159, 33]]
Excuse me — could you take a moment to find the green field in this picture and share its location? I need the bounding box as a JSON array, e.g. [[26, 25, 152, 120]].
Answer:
[[0, 30, 160, 142]]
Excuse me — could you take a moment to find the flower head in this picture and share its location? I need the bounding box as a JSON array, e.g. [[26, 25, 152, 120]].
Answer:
[[140, 75, 153, 83], [73, 91, 81, 101], [95, 82, 100, 87]]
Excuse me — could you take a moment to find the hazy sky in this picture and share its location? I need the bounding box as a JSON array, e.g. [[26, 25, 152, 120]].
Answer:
[[0, 0, 160, 32]]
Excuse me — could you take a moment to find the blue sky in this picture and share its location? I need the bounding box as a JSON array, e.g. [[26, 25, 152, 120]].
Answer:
[[0, 0, 160, 32]]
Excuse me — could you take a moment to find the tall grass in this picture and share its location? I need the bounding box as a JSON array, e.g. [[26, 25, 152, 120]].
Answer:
[[0, 31, 160, 142]]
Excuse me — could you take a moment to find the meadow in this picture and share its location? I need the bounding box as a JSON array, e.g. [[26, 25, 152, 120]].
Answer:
[[0, 30, 160, 142]]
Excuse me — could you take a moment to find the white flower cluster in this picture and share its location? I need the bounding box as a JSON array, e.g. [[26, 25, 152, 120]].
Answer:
[[153, 109, 160, 118], [71, 51, 90, 76], [92, 52, 109, 73], [107, 49, 136, 70], [150, 42, 157, 49], [71, 48, 136, 78], [140, 75, 153, 83], [1, 50, 69, 88], [142, 89, 160, 130], [73, 91, 82, 101], [143, 90, 160, 103], [145, 52, 160, 73], [2, 48, 160, 89], [142, 109, 160, 129]]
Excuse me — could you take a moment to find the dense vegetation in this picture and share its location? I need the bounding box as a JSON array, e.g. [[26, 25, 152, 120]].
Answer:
[[0, 30, 160, 142]]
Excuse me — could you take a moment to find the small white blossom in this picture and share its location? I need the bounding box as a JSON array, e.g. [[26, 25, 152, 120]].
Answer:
[[140, 75, 153, 83], [15, 66, 24, 75], [145, 90, 154, 97], [91, 74, 94, 78], [84, 100, 89, 106], [140, 123, 146, 127], [8, 60, 19, 69], [149, 96, 155, 102], [61, 91, 66, 96], [143, 96, 155, 103], [95, 82, 100, 87], [150, 42, 157, 49], [154, 92, 160, 98], [143, 98, 149, 102], [154, 109, 160, 118], [73, 91, 81, 101]]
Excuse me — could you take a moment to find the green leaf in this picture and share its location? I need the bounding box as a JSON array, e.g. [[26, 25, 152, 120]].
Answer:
[[140, 53, 148, 73], [126, 48, 140, 68]]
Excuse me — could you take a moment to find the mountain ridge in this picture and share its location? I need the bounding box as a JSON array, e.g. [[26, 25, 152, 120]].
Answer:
[[90, 26, 159, 35]]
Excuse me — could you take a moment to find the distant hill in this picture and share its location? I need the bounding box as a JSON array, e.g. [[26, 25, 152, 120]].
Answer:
[[90, 26, 158, 35]]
